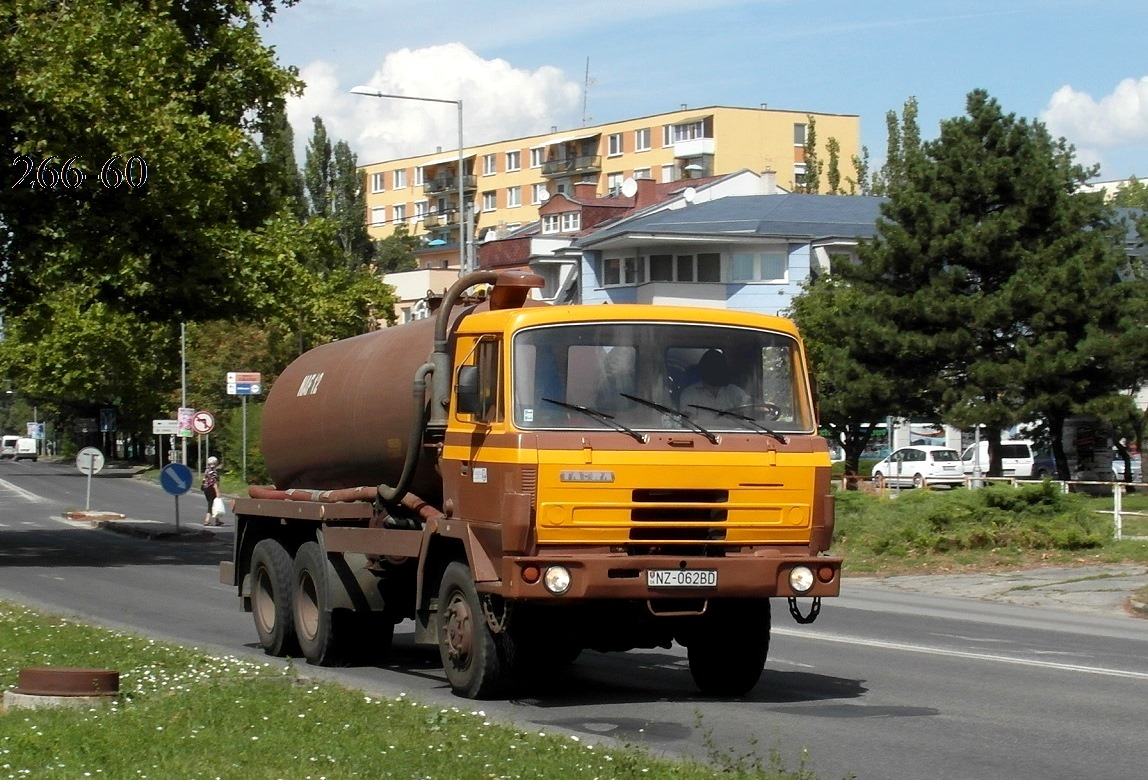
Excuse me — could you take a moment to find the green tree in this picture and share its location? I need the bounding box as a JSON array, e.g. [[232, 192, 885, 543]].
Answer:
[[825, 138, 842, 195], [375, 224, 420, 274], [848, 145, 871, 196], [801, 115, 820, 194], [789, 276, 904, 477], [0, 0, 300, 324], [304, 116, 334, 218], [259, 103, 308, 221], [332, 140, 375, 270], [1110, 177, 1148, 209], [830, 90, 1148, 477], [870, 97, 921, 196]]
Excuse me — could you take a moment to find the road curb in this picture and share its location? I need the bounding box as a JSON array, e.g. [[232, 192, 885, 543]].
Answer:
[[97, 520, 217, 541], [1129, 596, 1148, 618]]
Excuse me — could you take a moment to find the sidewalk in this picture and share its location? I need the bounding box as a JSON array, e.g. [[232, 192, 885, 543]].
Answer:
[[849, 564, 1148, 618]]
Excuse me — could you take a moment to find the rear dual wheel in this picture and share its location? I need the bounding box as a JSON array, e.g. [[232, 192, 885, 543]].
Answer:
[[250, 539, 299, 658]]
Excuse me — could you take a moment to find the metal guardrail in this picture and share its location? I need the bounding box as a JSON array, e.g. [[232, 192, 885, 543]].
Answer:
[[834, 474, 1148, 541]]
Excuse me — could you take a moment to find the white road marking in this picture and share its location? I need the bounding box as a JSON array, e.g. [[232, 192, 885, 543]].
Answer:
[[774, 627, 1148, 681], [0, 478, 48, 503]]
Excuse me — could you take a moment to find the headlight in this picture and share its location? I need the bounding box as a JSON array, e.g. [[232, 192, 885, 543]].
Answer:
[[789, 566, 815, 593], [543, 565, 572, 595]]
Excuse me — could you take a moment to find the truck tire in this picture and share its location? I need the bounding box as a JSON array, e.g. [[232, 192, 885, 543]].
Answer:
[[437, 561, 510, 698], [292, 541, 343, 666], [687, 599, 770, 696], [250, 539, 299, 657]]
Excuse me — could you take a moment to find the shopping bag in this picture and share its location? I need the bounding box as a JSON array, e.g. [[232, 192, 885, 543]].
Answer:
[[211, 496, 226, 518]]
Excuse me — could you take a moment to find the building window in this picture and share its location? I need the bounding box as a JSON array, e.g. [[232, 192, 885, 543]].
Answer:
[[530, 147, 544, 168], [531, 183, 547, 204], [393, 203, 407, 224], [794, 123, 807, 146], [483, 154, 496, 176], [607, 133, 623, 157], [606, 172, 624, 194], [507, 186, 521, 208], [414, 167, 425, 186], [602, 256, 646, 286], [671, 121, 706, 143], [393, 169, 407, 189], [542, 212, 581, 234], [649, 254, 673, 281], [635, 128, 651, 152], [794, 162, 808, 188], [697, 252, 721, 282], [661, 164, 676, 183], [370, 172, 385, 193], [414, 200, 428, 221], [633, 167, 652, 181], [506, 150, 521, 171], [482, 191, 497, 211], [732, 251, 788, 282], [370, 206, 386, 226]]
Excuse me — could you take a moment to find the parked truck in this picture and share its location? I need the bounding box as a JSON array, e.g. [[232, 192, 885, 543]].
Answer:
[[221, 270, 841, 699]]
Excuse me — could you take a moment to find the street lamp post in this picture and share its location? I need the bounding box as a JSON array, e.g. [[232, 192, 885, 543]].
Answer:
[[349, 87, 467, 273]]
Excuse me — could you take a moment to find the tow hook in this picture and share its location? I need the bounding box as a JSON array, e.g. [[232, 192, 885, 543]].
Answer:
[[788, 596, 821, 624]]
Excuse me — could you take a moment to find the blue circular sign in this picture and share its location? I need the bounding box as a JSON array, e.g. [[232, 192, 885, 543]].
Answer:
[[159, 463, 194, 496]]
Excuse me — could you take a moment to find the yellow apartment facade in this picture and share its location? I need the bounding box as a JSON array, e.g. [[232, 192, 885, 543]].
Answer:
[[360, 105, 860, 260]]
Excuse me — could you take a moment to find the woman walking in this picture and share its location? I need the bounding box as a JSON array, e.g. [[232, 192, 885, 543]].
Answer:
[[203, 456, 224, 526]]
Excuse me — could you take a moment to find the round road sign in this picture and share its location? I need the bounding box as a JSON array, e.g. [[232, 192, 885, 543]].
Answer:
[[191, 411, 215, 434], [76, 447, 105, 476], [159, 463, 194, 496]]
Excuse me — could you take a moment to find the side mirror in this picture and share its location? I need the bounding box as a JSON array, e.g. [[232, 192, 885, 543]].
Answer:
[[456, 365, 481, 415]]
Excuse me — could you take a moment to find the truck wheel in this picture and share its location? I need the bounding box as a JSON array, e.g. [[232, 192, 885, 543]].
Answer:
[[292, 541, 342, 666], [688, 599, 770, 696], [437, 561, 509, 698], [250, 539, 299, 657]]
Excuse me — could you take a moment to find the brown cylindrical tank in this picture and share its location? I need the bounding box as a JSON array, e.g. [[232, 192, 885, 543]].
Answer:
[[261, 315, 443, 499]]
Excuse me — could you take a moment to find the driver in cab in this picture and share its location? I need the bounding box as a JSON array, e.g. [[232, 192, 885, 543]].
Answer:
[[678, 349, 750, 424]]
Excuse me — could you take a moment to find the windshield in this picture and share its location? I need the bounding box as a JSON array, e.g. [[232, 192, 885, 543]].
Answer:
[[512, 322, 814, 433]]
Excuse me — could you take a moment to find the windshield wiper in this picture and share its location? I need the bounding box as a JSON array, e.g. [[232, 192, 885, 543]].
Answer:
[[686, 404, 788, 444], [541, 398, 648, 443], [619, 393, 719, 445]]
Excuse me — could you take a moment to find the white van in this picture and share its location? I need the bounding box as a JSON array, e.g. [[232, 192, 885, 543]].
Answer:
[[13, 437, 37, 461], [0, 435, 18, 459], [961, 440, 1035, 478]]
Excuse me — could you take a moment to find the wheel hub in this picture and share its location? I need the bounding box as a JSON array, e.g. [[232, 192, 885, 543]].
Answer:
[[442, 593, 473, 669]]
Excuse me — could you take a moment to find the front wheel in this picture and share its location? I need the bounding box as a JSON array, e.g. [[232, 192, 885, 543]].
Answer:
[[250, 539, 298, 657], [437, 561, 510, 699], [687, 599, 771, 696], [873, 472, 886, 490], [912, 473, 926, 489]]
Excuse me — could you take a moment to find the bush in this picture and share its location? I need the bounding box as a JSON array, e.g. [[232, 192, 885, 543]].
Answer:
[[833, 481, 1110, 559]]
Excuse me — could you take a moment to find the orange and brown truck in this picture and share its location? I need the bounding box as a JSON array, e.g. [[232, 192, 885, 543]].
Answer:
[[221, 270, 840, 699]]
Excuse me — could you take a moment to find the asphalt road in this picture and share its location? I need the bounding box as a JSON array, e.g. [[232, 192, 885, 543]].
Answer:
[[1, 459, 1145, 780]]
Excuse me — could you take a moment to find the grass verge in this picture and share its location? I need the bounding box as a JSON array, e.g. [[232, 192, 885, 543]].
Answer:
[[832, 480, 1148, 574], [0, 602, 822, 780]]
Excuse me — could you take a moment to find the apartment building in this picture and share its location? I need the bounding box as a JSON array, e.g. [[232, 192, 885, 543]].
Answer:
[[360, 105, 860, 257]]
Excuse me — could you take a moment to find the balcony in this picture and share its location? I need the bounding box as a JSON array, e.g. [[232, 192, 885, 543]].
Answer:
[[423, 175, 477, 195], [541, 154, 602, 178]]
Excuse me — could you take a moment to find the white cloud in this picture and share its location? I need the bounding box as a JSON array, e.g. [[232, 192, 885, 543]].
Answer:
[[285, 43, 583, 167], [1041, 76, 1148, 148]]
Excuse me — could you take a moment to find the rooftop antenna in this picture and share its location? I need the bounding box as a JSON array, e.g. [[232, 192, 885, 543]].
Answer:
[[582, 56, 595, 126]]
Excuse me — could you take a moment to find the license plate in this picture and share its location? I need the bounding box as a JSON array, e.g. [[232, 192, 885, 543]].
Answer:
[[647, 569, 717, 588]]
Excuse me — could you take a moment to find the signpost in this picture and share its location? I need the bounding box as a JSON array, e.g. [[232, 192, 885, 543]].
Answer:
[[227, 371, 262, 483], [160, 462, 194, 531], [192, 411, 215, 479], [75, 446, 105, 511]]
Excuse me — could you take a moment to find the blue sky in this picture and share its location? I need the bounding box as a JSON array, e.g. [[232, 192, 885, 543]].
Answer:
[[261, 0, 1146, 182]]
